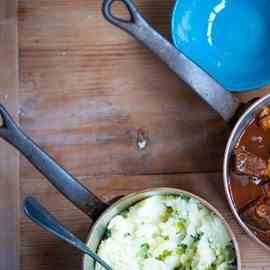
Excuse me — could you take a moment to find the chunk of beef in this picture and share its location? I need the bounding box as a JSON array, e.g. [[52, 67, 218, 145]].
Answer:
[[233, 146, 267, 177], [259, 106, 270, 130], [241, 197, 270, 232], [259, 115, 270, 131], [259, 106, 270, 119], [256, 203, 270, 219]]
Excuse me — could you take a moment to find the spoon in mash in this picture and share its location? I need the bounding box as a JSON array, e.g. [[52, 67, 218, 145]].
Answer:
[[24, 197, 113, 270]]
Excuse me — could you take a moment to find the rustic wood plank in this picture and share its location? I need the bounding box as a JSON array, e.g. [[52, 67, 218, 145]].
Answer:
[[0, 0, 19, 269], [20, 173, 270, 270]]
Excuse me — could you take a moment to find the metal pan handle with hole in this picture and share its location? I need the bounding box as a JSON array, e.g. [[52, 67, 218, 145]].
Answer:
[[102, 0, 240, 122], [0, 104, 108, 220]]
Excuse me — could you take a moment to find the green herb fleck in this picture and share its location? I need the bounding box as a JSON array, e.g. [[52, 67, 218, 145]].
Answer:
[[223, 245, 236, 263], [192, 232, 203, 242], [176, 218, 187, 233], [162, 235, 169, 240], [176, 244, 187, 256], [104, 229, 112, 239], [205, 263, 216, 270], [173, 264, 184, 270], [161, 206, 173, 222], [156, 250, 172, 261], [179, 194, 190, 202], [138, 243, 150, 259], [184, 257, 193, 269], [120, 209, 129, 218]]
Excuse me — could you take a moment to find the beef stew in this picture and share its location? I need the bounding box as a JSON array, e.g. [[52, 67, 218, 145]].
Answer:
[[230, 106, 270, 245]]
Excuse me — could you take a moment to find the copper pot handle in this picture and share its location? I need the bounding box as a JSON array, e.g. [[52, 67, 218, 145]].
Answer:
[[102, 0, 240, 122], [0, 104, 108, 220]]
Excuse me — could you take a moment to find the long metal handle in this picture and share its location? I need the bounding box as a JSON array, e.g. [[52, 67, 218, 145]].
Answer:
[[24, 197, 112, 270], [102, 0, 240, 122], [0, 105, 108, 219]]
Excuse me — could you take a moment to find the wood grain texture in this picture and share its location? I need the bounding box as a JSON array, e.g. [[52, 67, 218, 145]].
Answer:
[[0, 0, 19, 270], [17, 0, 270, 270]]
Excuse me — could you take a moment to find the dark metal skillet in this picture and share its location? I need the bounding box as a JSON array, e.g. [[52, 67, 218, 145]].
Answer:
[[0, 105, 241, 269], [102, 0, 270, 251]]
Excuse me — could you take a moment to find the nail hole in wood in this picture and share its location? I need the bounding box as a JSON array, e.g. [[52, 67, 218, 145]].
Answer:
[[136, 129, 148, 151]]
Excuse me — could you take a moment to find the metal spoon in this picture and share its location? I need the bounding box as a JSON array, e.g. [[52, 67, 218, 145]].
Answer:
[[24, 197, 112, 270]]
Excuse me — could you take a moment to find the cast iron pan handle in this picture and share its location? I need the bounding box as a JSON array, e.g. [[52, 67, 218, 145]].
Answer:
[[0, 105, 108, 220], [102, 0, 141, 32], [102, 0, 240, 122]]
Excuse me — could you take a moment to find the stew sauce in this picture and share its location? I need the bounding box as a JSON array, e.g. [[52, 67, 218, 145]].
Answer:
[[230, 106, 270, 245]]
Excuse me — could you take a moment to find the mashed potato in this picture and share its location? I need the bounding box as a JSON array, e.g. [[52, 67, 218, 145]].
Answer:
[[96, 195, 236, 270]]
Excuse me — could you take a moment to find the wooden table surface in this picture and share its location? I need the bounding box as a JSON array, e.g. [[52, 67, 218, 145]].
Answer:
[[0, 1, 19, 270], [1, 0, 270, 269]]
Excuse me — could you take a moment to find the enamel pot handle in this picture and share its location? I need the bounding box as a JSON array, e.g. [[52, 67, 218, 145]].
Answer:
[[102, 0, 240, 122], [0, 104, 108, 220]]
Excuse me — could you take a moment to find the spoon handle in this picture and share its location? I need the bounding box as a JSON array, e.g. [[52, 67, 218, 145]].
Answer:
[[24, 197, 112, 270]]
